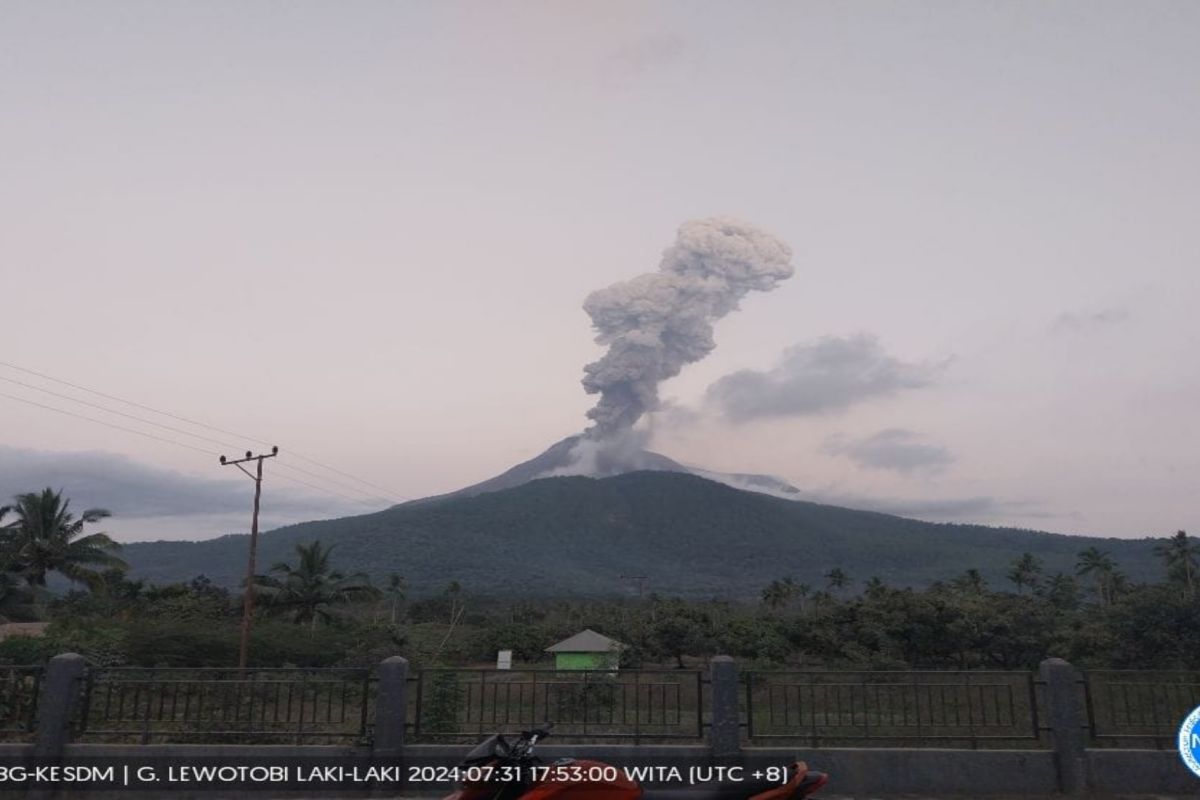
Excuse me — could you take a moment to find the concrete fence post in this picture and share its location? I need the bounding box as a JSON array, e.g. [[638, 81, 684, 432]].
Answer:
[[34, 653, 87, 758], [373, 656, 409, 757], [1039, 657, 1088, 795], [709, 655, 741, 758]]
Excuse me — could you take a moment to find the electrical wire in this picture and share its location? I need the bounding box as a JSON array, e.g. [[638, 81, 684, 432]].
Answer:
[[0, 359, 407, 504], [0, 358, 407, 501], [0, 374, 232, 449], [0, 390, 213, 455], [269, 472, 388, 510], [0, 372, 396, 504], [0, 389, 385, 512]]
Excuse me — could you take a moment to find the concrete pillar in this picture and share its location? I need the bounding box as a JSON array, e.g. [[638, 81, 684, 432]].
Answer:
[[709, 655, 741, 757], [373, 656, 409, 756], [1039, 657, 1088, 795], [34, 653, 87, 757]]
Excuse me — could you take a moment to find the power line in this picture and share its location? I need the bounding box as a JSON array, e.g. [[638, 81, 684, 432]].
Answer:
[[270, 471, 388, 509], [271, 457, 396, 503], [0, 372, 397, 504], [0, 358, 407, 502], [282, 452, 403, 500], [0, 391, 213, 455], [0, 391, 385, 511], [0, 359, 256, 441], [0, 374, 232, 449], [0, 388, 381, 510], [0, 362, 408, 501]]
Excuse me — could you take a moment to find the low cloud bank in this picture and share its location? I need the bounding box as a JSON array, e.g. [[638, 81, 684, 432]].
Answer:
[[705, 334, 943, 422], [823, 429, 954, 474]]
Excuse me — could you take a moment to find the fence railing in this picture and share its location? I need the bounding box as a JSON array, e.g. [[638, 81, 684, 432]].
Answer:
[[0, 665, 42, 741], [9, 654, 1198, 750], [75, 667, 375, 744], [1082, 669, 1200, 749], [408, 668, 705, 742], [14, 655, 1191, 798], [743, 670, 1042, 747]]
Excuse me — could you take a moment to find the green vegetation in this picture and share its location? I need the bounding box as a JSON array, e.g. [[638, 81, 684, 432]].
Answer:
[[0, 484, 1195, 673], [253, 540, 378, 629], [2, 536, 1196, 673], [0, 488, 126, 591], [121, 472, 1168, 597]]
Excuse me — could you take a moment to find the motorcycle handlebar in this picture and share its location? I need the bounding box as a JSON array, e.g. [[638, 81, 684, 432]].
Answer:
[[523, 722, 554, 741]]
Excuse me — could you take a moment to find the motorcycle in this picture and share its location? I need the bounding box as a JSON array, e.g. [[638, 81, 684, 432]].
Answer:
[[442, 723, 828, 800]]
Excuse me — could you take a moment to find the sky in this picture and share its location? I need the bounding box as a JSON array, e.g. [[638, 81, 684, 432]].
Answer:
[[2, 1, 1198, 542]]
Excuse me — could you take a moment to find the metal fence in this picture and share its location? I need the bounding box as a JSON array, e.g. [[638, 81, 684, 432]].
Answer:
[[408, 668, 705, 742], [743, 670, 1043, 748], [1083, 669, 1200, 749], [0, 665, 41, 741], [11, 658, 1198, 749], [75, 667, 375, 744]]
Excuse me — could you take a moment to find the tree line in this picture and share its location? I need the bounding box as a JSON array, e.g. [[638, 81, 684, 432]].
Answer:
[[0, 488, 1196, 671]]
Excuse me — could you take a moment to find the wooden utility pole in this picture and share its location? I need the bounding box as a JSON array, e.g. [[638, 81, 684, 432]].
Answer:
[[220, 446, 278, 670]]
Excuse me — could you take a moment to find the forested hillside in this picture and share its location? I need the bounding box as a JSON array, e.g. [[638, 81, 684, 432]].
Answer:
[[123, 472, 1162, 598]]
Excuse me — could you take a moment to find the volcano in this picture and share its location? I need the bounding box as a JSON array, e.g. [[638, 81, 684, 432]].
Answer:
[[415, 435, 802, 505], [122, 468, 1162, 597]]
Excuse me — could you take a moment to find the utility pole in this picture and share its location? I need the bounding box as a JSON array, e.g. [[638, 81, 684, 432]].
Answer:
[[220, 446, 278, 670]]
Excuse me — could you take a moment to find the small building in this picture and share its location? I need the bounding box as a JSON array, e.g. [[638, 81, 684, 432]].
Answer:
[[545, 629, 625, 671], [0, 622, 48, 642]]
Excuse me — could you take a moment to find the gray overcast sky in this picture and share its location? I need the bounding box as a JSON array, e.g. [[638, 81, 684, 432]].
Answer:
[[2, 1, 1198, 542]]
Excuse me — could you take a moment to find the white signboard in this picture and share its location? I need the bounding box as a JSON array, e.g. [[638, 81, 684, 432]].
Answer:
[[496, 650, 513, 670]]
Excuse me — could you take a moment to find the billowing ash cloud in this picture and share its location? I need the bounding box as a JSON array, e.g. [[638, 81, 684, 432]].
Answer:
[[581, 217, 794, 438], [705, 334, 941, 422], [823, 429, 954, 474]]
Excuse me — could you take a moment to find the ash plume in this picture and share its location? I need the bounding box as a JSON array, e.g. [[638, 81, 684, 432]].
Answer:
[[580, 217, 794, 440]]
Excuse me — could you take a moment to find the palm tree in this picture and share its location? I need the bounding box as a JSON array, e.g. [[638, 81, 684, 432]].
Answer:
[[952, 568, 987, 593], [1155, 530, 1198, 596], [864, 576, 888, 600], [761, 578, 792, 611], [1040, 572, 1081, 610], [1076, 547, 1118, 606], [825, 568, 850, 595], [1007, 552, 1044, 594], [254, 540, 377, 630], [0, 488, 126, 590], [1108, 570, 1130, 603]]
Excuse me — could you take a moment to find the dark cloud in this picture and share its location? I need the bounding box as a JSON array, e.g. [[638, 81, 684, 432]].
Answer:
[[823, 429, 954, 474], [0, 446, 364, 521], [705, 334, 943, 422], [1052, 307, 1130, 333]]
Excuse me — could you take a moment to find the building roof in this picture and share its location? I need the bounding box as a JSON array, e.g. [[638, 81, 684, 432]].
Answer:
[[545, 628, 625, 653], [0, 622, 49, 642]]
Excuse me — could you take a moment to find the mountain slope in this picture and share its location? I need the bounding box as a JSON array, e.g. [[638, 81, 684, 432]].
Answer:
[[413, 436, 691, 504], [123, 471, 1162, 598], [409, 435, 800, 506]]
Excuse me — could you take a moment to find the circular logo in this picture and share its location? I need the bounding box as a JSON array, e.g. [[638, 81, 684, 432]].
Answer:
[[1180, 704, 1200, 780]]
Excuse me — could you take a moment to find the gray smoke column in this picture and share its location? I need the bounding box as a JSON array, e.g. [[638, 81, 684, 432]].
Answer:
[[581, 217, 794, 439]]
